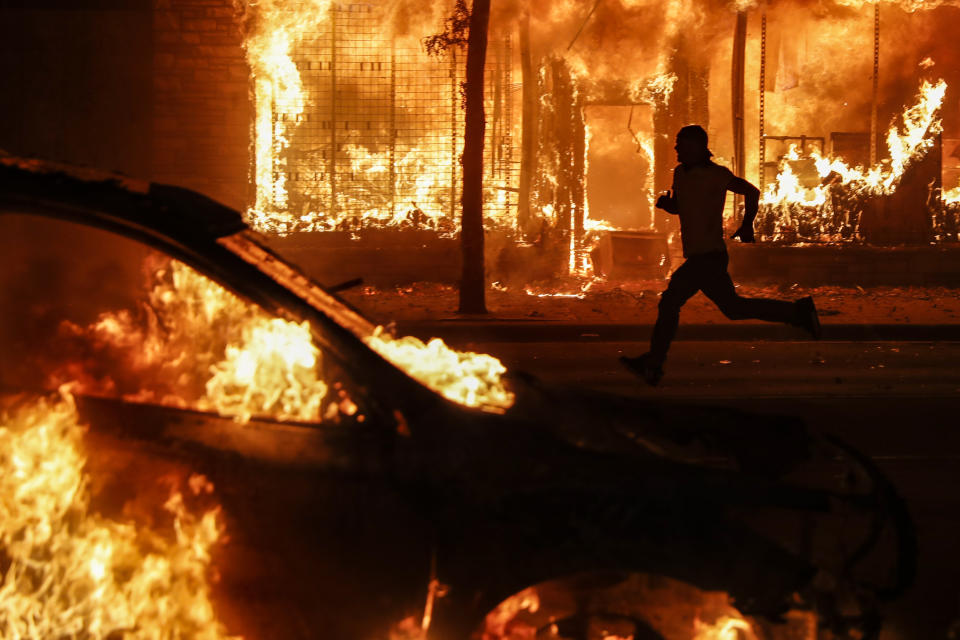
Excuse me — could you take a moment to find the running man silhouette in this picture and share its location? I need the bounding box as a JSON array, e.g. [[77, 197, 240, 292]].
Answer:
[[620, 125, 820, 386]]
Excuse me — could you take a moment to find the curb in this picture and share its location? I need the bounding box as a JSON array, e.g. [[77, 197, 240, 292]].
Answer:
[[395, 322, 960, 343]]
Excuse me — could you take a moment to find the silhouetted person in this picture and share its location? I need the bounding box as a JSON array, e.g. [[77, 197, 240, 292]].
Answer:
[[621, 125, 820, 386]]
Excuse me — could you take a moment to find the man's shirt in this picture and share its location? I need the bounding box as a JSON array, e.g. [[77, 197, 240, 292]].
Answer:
[[671, 160, 735, 258]]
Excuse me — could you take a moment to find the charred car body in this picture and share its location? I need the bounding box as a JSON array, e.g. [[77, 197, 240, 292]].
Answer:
[[0, 154, 914, 640]]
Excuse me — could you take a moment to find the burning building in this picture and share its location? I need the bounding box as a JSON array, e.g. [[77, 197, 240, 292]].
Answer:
[[218, 0, 960, 285], [5, 0, 955, 288], [3, 0, 958, 287]]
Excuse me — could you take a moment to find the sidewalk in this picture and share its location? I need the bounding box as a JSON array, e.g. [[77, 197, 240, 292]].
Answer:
[[341, 280, 960, 342]]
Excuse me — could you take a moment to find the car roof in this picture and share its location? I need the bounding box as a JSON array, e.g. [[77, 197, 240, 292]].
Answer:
[[0, 152, 248, 241]]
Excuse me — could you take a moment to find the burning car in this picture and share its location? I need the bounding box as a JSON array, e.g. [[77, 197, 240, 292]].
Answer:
[[0, 154, 914, 640]]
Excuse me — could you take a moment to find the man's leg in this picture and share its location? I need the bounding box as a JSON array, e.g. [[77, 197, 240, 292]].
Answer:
[[648, 258, 703, 366], [700, 254, 818, 334]]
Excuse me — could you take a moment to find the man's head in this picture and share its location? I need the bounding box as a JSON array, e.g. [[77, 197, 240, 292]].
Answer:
[[675, 125, 712, 166]]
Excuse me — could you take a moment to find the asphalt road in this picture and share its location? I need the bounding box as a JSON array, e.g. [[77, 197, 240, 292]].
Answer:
[[464, 338, 960, 640]]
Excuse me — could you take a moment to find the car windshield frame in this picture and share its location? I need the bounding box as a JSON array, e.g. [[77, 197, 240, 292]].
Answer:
[[0, 155, 478, 423]]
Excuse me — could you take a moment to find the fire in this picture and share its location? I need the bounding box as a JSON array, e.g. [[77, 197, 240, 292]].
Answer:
[[234, 0, 522, 236], [365, 326, 514, 413], [760, 78, 947, 240], [235, 0, 332, 235], [55, 258, 329, 424], [0, 391, 232, 638], [202, 317, 327, 424], [524, 277, 598, 299], [483, 587, 540, 639], [693, 615, 754, 640], [628, 71, 678, 105], [943, 185, 960, 205]]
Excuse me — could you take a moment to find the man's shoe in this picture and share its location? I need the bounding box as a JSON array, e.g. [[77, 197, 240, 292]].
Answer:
[[796, 296, 821, 339], [619, 353, 664, 386]]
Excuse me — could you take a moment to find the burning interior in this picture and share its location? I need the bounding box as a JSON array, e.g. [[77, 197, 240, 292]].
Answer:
[[233, 0, 960, 287]]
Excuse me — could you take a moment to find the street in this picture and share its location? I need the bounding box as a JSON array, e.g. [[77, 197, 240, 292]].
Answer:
[[478, 340, 960, 403], [460, 337, 960, 640]]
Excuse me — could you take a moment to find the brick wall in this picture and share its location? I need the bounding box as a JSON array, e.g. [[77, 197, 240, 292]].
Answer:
[[153, 0, 250, 211], [0, 4, 152, 177]]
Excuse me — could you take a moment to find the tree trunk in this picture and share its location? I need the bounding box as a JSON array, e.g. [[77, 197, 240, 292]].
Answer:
[[458, 0, 491, 314], [732, 11, 747, 213], [517, 9, 537, 238]]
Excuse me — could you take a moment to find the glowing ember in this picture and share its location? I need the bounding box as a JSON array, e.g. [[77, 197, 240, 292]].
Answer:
[[524, 277, 599, 299], [0, 391, 231, 638], [365, 326, 514, 412], [54, 258, 329, 424], [760, 78, 947, 240]]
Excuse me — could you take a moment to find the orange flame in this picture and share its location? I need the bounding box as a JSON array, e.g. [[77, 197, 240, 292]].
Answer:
[[943, 185, 960, 205], [0, 391, 233, 638], [761, 78, 947, 239], [55, 258, 330, 424], [693, 615, 754, 640], [236, 0, 333, 234], [365, 326, 515, 413]]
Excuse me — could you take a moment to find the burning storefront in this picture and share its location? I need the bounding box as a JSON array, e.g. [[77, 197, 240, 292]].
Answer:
[[216, 0, 960, 290]]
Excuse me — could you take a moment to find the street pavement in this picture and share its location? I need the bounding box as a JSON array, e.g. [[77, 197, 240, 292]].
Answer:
[[463, 337, 960, 640]]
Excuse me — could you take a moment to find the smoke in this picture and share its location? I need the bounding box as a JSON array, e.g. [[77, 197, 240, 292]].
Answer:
[[0, 214, 151, 392]]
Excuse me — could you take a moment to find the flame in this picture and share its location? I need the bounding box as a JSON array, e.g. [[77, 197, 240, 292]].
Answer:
[[693, 615, 754, 640], [943, 185, 960, 205], [365, 326, 514, 413], [484, 587, 540, 639], [760, 78, 947, 240], [235, 2, 518, 236], [202, 317, 327, 424], [54, 258, 330, 424], [524, 277, 598, 299], [834, 0, 958, 12], [283, 144, 463, 234], [0, 391, 232, 638], [236, 0, 333, 235], [628, 71, 678, 104]]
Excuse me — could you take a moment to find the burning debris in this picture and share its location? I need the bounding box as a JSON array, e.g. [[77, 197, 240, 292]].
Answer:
[[758, 77, 952, 241]]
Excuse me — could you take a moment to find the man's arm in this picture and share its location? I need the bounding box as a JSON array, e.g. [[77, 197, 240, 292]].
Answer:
[[655, 190, 678, 215], [728, 176, 759, 242]]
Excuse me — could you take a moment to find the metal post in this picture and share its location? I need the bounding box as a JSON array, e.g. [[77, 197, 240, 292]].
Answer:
[[450, 52, 458, 220], [390, 38, 397, 218], [871, 3, 879, 166], [518, 11, 536, 235], [732, 11, 747, 214], [490, 38, 502, 181], [330, 4, 338, 219], [504, 34, 515, 225], [759, 11, 767, 195]]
